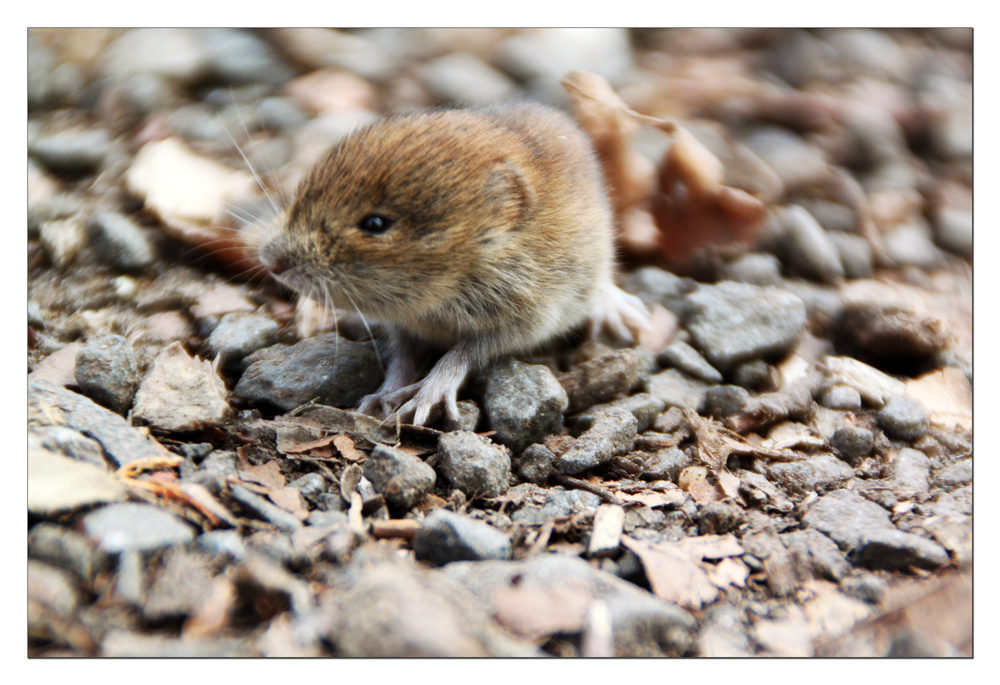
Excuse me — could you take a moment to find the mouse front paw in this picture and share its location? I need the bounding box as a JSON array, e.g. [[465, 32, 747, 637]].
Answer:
[[589, 282, 652, 342]]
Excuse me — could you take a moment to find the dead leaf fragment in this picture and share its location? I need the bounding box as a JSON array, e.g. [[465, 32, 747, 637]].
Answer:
[[622, 536, 719, 610], [905, 367, 972, 431]]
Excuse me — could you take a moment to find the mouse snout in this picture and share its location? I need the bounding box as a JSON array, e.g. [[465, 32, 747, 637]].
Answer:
[[259, 241, 294, 276]]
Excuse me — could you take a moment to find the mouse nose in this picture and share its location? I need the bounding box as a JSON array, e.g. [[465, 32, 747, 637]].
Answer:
[[259, 243, 293, 276]]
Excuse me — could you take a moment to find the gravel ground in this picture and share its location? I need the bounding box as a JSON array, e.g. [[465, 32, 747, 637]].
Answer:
[[28, 28, 972, 657]]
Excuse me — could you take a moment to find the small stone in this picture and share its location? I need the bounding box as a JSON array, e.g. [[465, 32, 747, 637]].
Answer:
[[840, 574, 887, 605], [741, 127, 830, 192], [29, 523, 112, 586], [826, 232, 874, 280], [830, 426, 875, 463], [622, 266, 696, 315], [74, 333, 140, 415], [881, 220, 944, 269], [765, 455, 853, 495], [512, 489, 602, 525], [854, 528, 950, 570], [639, 447, 691, 482], [802, 489, 891, 552], [82, 502, 195, 552], [557, 407, 638, 475], [932, 206, 972, 259], [731, 360, 774, 391], [780, 205, 846, 284], [363, 444, 437, 510], [515, 443, 556, 485], [86, 213, 157, 272], [102, 28, 211, 83], [30, 129, 111, 175], [29, 561, 82, 626], [889, 448, 931, 497], [201, 28, 294, 84], [133, 342, 233, 432], [656, 340, 723, 383], [442, 400, 482, 433], [702, 385, 751, 418], [207, 312, 280, 369], [644, 368, 711, 412], [780, 529, 851, 582], [820, 385, 863, 410], [934, 459, 972, 488], [697, 501, 746, 535], [719, 253, 783, 286], [877, 396, 930, 441], [683, 282, 806, 372], [413, 509, 512, 566], [233, 334, 382, 412], [838, 301, 950, 362], [143, 548, 218, 621], [437, 431, 511, 498], [196, 530, 248, 560], [417, 52, 518, 105], [558, 349, 645, 413], [39, 218, 87, 267], [28, 426, 105, 468], [574, 393, 666, 433], [256, 96, 309, 133], [481, 358, 568, 453]]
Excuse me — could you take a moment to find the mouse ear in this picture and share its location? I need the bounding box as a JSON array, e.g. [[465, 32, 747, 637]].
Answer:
[[487, 159, 534, 229]]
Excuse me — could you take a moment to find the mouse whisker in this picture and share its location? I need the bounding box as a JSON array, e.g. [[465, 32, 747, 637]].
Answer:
[[342, 287, 385, 377], [218, 106, 282, 218]]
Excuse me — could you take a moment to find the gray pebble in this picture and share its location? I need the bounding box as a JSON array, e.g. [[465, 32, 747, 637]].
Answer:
[[575, 393, 665, 433], [481, 358, 567, 453], [28, 426, 106, 468], [765, 455, 854, 495], [442, 399, 482, 433], [731, 359, 774, 391], [840, 574, 887, 604], [839, 301, 950, 362], [512, 489, 603, 525], [657, 340, 723, 383], [557, 407, 638, 475], [702, 385, 751, 418], [418, 52, 518, 105], [640, 447, 691, 482], [644, 368, 711, 412], [890, 448, 931, 497], [559, 348, 645, 413], [682, 282, 806, 372], [257, 97, 308, 134], [82, 502, 195, 553], [514, 443, 556, 485], [826, 232, 874, 280], [780, 529, 851, 582], [696, 501, 746, 534], [233, 334, 383, 412], [208, 312, 280, 370], [74, 334, 140, 415], [288, 472, 327, 499], [437, 431, 511, 498], [780, 205, 846, 284], [741, 127, 830, 192], [932, 206, 972, 259], [101, 28, 210, 83], [306, 509, 348, 528], [86, 213, 157, 272], [796, 199, 856, 234], [622, 266, 696, 316], [718, 253, 783, 286], [854, 528, 950, 570], [877, 396, 930, 441], [30, 129, 111, 175], [363, 443, 436, 510], [820, 384, 863, 410], [29, 523, 112, 586], [934, 459, 971, 488], [412, 509, 512, 566], [201, 28, 294, 85], [830, 426, 875, 463], [882, 220, 944, 269]]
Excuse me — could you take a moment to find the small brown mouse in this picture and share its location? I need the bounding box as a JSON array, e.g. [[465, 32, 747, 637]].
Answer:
[[259, 103, 649, 425]]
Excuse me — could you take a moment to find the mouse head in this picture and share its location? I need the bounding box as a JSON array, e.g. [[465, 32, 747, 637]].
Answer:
[[259, 111, 532, 323]]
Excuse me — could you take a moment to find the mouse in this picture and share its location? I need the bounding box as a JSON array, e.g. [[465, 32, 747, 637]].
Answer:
[[258, 103, 650, 426]]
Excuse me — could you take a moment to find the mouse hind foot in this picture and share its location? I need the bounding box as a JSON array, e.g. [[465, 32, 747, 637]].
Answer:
[[589, 281, 651, 342]]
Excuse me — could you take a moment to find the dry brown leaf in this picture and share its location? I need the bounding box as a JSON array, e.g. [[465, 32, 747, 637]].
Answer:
[[268, 486, 308, 519], [676, 533, 744, 560], [238, 460, 286, 490], [716, 470, 742, 500], [333, 434, 365, 461], [616, 490, 686, 508], [282, 435, 337, 455], [688, 478, 726, 504], [621, 536, 718, 610]]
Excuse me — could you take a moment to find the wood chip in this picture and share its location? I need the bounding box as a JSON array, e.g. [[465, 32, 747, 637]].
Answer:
[[371, 519, 421, 540], [587, 504, 625, 558]]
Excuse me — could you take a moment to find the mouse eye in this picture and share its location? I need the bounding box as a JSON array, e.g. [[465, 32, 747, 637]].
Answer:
[[357, 214, 393, 235]]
